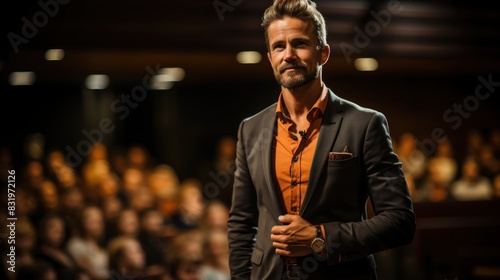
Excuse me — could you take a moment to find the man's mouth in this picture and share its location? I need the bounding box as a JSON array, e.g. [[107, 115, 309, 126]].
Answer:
[[280, 66, 303, 73]]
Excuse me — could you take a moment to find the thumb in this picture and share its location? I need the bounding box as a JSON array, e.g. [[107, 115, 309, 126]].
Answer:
[[278, 214, 295, 224]]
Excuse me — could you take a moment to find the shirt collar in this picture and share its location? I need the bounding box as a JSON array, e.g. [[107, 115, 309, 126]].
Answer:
[[276, 83, 328, 122]]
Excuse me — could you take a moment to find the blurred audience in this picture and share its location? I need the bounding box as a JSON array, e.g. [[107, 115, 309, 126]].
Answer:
[[149, 164, 180, 219], [15, 219, 37, 269], [66, 205, 109, 280], [34, 213, 80, 279], [200, 200, 229, 232], [450, 156, 494, 201], [197, 135, 237, 209], [465, 129, 485, 158], [200, 228, 230, 280], [114, 208, 141, 239], [137, 208, 168, 276], [107, 236, 146, 278], [166, 229, 204, 280], [477, 144, 500, 181], [2, 127, 499, 280], [413, 139, 457, 203], [396, 132, 427, 186], [169, 178, 206, 233]]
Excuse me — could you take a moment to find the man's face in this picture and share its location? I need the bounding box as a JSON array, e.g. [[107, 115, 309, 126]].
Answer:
[[267, 16, 329, 89]]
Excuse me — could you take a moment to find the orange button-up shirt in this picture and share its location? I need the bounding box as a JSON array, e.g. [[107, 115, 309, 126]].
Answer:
[[274, 85, 328, 215]]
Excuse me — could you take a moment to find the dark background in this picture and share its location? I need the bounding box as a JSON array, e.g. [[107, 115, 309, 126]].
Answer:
[[2, 0, 499, 179], [1, 1, 500, 279]]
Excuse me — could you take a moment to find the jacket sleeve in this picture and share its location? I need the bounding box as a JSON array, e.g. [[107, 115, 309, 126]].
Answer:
[[227, 120, 259, 279], [323, 112, 416, 260]]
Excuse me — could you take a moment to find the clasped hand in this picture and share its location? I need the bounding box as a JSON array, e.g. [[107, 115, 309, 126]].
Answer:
[[270, 214, 316, 257]]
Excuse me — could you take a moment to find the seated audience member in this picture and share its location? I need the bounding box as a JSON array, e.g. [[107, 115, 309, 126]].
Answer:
[[464, 128, 485, 159], [450, 156, 494, 201], [200, 200, 229, 231], [122, 167, 148, 205], [169, 178, 205, 233], [166, 230, 204, 280], [200, 228, 230, 280], [100, 196, 125, 245], [129, 186, 157, 214], [127, 144, 155, 176], [477, 144, 500, 181], [36, 179, 60, 216], [104, 207, 141, 247], [137, 208, 168, 276], [14, 219, 37, 271], [66, 205, 110, 280], [396, 132, 427, 184], [148, 164, 180, 218], [34, 213, 79, 280], [21, 159, 46, 191], [432, 138, 458, 183], [58, 187, 86, 237], [413, 157, 453, 203], [115, 208, 141, 239], [107, 236, 146, 278]]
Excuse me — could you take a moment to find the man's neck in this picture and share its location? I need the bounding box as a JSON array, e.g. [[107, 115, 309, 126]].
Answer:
[[281, 78, 324, 124]]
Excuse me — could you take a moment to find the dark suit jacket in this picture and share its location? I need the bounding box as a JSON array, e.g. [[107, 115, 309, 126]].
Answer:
[[227, 90, 416, 280]]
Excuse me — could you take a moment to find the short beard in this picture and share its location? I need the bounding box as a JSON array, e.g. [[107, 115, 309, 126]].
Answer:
[[275, 67, 319, 89]]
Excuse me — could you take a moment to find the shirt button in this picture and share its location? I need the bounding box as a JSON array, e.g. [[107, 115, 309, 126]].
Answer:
[[292, 181, 297, 186], [291, 206, 297, 212], [293, 157, 298, 162]]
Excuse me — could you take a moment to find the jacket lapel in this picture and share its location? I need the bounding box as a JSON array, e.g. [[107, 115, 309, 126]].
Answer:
[[261, 107, 287, 216], [301, 90, 343, 215]]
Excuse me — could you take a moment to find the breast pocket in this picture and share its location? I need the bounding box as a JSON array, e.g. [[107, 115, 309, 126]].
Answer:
[[324, 156, 362, 213], [326, 156, 361, 186], [327, 155, 359, 168]]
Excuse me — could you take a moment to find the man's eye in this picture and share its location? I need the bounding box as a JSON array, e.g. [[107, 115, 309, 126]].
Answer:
[[295, 41, 307, 47], [273, 44, 285, 50]]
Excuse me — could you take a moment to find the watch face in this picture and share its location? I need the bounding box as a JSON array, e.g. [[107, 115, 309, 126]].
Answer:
[[312, 238, 325, 253]]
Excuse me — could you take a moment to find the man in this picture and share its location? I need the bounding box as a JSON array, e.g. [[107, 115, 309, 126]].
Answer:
[[227, 0, 416, 279]]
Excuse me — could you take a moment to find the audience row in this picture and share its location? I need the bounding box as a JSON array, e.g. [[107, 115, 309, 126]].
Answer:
[[1, 127, 499, 280]]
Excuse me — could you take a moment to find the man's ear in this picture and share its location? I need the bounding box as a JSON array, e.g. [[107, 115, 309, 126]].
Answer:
[[320, 44, 330, 65], [267, 51, 272, 64]]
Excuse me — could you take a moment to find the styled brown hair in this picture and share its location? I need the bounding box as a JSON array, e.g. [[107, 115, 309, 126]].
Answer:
[[262, 0, 327, 50]]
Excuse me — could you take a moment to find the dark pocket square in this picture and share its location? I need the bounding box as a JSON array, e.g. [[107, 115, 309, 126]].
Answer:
[[329, 146, 353, 161], [329, 152, 353, 161]]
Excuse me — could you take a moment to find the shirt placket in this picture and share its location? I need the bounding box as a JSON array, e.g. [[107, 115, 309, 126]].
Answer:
[[287, 124, 310, 215], [286, 126, 299, 214]]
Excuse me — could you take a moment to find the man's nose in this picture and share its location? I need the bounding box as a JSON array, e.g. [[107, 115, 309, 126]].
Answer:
[[283, 44, 297, 61]]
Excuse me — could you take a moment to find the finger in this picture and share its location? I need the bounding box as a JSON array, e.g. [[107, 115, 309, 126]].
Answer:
[[275, 248, 292, 257], [278, 214, 296, 224], [271, 225, 287, 235], [271, 232, 290, 243]]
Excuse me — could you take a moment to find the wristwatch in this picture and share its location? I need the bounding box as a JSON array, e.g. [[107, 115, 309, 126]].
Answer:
[[310, 224, 325, 253]]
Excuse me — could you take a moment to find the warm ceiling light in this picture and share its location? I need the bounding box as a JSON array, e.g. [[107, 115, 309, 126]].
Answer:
[[45, 49, 65, 61], [85, 74, 109, 90], [9, 71, 36, 86], [236, 51, 262, 64], [159, 67, 185, 82], [151, 75, 174, 90], [354, 58, 379, 71]]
